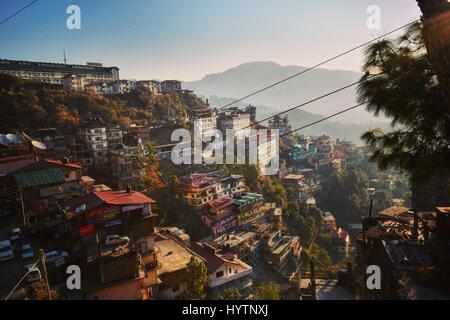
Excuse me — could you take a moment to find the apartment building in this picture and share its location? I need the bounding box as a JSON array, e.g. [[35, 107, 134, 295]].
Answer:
[[109, 144, 144, 191], [201, 197, 237, 237], [218, 108, 252, 140], [234, 193, 266, 227], [190, 242, 253, 299], [77, 125, 109, 167], [189, 108, 218, 138]]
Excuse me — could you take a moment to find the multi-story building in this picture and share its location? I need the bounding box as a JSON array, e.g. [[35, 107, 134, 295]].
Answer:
[[155, 235, 201, 299], [292, 141, 318, 161], [180, 174, 221, 211], [0, 158, 83, 229], [62, 74, 86, 92], [0, 59, 119, 85], [160, 80, 182, 93], [234, 193, 266, 227], [135, 80, 161, 95], [111, 80, 134, 94], [109, 144, 144, 191], [190, 242, 253, 299], [262, 229, 301, 279], [85, 81, 113, 95], [216, 174, 246, 198], [77, 125, 109, 168], [308, 136, 334, 169], [201, 197, 237, 237], [106, 126, 123, 147], [268, 114, 290, 136]]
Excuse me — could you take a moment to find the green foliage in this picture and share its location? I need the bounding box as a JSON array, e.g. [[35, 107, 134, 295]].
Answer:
[[186, 257, 208, 299], [317, 168, 370, 224], [253, 282, 281, 300], [358, 22, 450, 184]]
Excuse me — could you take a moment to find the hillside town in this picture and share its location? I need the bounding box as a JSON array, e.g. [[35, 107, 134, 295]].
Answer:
[[1, 53, 449, 300]]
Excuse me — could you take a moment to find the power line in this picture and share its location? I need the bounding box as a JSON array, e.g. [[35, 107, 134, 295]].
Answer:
[[280, 101, 369, 138], [241, 73, 380, 130], [0, 0, 39, 26], [217, 19, 419, 111]]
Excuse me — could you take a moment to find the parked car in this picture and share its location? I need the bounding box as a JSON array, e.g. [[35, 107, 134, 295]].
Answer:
[[21, 244, 35, 260], [25, 264, 41, 283], [44, 250, 68, 265], [0, 240, 15, 262], [105, 235, 130, 247]]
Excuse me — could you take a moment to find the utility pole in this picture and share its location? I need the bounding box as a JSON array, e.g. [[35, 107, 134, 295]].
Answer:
[[39, 249, 51, 300], [19, 186, 27, 229]]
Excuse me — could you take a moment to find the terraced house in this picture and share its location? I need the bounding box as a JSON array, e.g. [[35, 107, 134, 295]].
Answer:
[[180, 174, 222, 211], [234, 193, 266, 227]]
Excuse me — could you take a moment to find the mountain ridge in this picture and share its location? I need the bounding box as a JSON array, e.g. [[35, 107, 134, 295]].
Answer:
[[184, 61, 385, 124]]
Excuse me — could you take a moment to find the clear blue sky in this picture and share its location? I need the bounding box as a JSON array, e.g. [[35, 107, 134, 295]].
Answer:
[[0, 0, 421, 81]]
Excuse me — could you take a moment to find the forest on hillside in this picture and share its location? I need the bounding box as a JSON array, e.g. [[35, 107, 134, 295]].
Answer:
[[0, 74, 208, 133]]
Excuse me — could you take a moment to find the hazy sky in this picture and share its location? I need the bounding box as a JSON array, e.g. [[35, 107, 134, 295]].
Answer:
[[0, 0, 422, 81]]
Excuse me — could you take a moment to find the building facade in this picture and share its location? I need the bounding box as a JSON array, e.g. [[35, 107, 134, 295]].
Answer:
[[0, 59, 119, 85]]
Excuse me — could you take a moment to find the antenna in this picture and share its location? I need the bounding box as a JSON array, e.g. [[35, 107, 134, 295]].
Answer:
[[63, 48, 67, 65]]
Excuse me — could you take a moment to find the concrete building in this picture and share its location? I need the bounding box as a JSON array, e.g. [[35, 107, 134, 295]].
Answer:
[[160, 80, 182, 93], [189, 109, 218, 138], [109, 144, 144, 191], [218, 108, 252, 140], [201, 197, 237, 237], [77, 125, 109, 168], [135, 80, 161, 94], [190, 242, 253, 299], [180, 174, 222, 211]]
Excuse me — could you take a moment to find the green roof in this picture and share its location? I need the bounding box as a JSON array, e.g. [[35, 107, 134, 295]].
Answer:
[[14, 168, 65, 188], [235, 193, 263, 206]]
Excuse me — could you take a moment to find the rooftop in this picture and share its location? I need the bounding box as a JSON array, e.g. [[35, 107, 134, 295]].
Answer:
[[208, 197, 235, 211]]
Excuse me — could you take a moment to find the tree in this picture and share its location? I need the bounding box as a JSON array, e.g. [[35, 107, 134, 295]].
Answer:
[[218, 288, 241, 300], [253, 282, 281, 300], [357, 22, 450, 185], [185, 257, 208, 299]]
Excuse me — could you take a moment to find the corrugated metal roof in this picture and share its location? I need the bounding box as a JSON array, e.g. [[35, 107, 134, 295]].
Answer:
[[14, 168, 65, 188]]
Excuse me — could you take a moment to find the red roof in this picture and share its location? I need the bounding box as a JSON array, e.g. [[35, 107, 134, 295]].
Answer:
[[94, 190, 156, 205], [45, 159, 82, 170]]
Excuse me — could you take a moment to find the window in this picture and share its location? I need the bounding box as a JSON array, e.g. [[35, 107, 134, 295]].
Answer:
[[216, 271, 224, 278]]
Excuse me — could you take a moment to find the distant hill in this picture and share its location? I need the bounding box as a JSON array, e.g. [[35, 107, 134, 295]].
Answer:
[[184, 61, 387, 124]]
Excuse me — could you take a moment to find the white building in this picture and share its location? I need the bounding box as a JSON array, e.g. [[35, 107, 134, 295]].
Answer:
[[218, 108, 252, 140]]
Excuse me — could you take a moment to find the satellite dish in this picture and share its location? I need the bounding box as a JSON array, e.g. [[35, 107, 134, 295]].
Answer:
[[31, 140, 48, 151], [6, 133, 23, 144], [0, 134, 9, 146]]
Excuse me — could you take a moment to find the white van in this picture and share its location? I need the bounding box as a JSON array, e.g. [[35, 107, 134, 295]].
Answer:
[[0, 240, 15, 262]]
